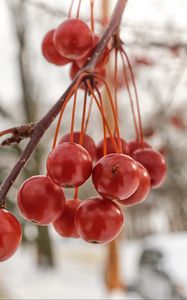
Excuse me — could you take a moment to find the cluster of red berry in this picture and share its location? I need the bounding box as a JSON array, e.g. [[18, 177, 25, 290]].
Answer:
[[17, 132, 166, 245], [0, 131, 166, 261], [0, 4, 167, 262], [41, 18, 109, 88]]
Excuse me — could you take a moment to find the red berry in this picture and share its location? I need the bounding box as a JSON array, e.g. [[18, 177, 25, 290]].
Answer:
[[75, 34, 109, 69], [133, 56, 154, 67], [128, 139, 151, 156], [92, 154, 140, 200], [170, 45, 181, 57], [47, 142, 92, 188], [0, 209, 22, 261], [119, 163, 150, 206], [143, 127, 155, 138], [53, 199, 81, 238], [75, 197, 123, 244], [96, 137, 129, 160], [132, 148, 167, 188], [59, 132, 96, 161], [54, 19, 93, 60], [17, 175, 65, 225], [41, 29, 70, 66], [70, 63, 106, 89], [169, 115, 187, 130]]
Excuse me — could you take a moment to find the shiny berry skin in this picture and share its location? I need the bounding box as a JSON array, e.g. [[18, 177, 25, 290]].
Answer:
[[70, 63, 106, 89], [53, 199, 81, 238], [132, 148, 167, 188], [47, 142, 92, 188], [75, 197, 124, 244], [58, 132, 97, 161], [119, 163, 150, 206], [41, 29, 70, 66], [17, 176, 66, 225], [92, 154, 140, 200], [128, 139, 151, 156], [75, 34, 109, 69], [54, 19, 93, 60], [0, 209, 22, 261], [96, 137, 129, 160]]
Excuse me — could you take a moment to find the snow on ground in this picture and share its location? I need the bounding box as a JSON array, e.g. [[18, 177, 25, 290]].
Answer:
[[0, 232, 186, 299], [0, 238, 130, 299]]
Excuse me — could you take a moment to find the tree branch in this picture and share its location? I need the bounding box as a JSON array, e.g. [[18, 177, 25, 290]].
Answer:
[[0, 123, 35, 146], [0, 0, 128, 206]]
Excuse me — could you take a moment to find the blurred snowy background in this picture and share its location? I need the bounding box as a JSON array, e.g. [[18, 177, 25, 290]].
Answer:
[[0, 0, 187, 299]]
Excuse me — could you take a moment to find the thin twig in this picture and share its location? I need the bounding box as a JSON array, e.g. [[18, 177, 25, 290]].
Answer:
[[0, 123, 36, 146]]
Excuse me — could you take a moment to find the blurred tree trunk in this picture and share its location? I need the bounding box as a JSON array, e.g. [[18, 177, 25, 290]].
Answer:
[[37, 226, 54, 267], [7, 0, 54, 267], [105, 239, 125, 291]]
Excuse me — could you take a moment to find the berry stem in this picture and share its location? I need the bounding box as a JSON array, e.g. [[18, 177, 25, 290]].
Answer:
[[94, 84, 107, 156], [79, 87, 88, 145], [84, 96, 93, 133], [74, 187, 79, 200], [95, 75, 122, 153], [52, 98, 69, 149], [86, 80, 119, 153], [114, 48, 119, 133], [70, 88, 78, 143], [101, 0, 109, 26], [76, 0, 82, 19], [52, 74, 86, 149], [114, 49, 118, 113], [0, 0, 129, 205], [121, 48, 144, 143], [68, 0, 74, 18], [73, 88, 88, 201], [120, 50, 139, 140], [90, 0, 95, 32]]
